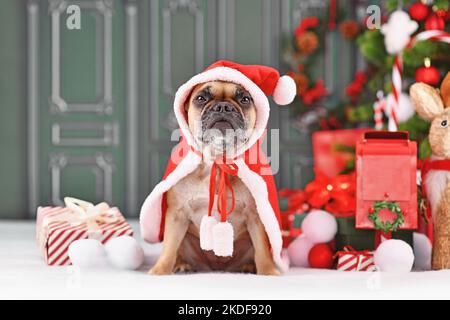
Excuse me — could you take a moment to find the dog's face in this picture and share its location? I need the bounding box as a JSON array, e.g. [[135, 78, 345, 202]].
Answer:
[[185, 81, 256, 157]]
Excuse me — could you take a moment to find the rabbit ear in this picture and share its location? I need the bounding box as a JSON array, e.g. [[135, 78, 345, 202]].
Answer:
[[410, 82, 444, 121], [440, 71, 450, 108]]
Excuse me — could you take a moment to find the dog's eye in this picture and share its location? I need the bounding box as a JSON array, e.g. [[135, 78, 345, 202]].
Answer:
[[195, 95, 206, 103], [441, 120, 448, 128], [240, 97, 251, 104]]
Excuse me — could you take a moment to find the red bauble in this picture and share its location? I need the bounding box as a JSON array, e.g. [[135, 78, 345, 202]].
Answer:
[[415, 66, 441, 86], [308, 243, 334, 269], [409, 2, 430, 21], [425, 13, 445, 31]]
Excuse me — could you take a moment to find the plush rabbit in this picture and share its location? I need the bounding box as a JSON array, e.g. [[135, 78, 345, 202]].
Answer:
[[410, 71, 450, 270]]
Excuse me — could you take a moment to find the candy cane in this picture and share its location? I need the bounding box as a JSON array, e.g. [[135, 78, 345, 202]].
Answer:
[[373, 91, 387, 130], [388, 31, 450, 131], [389, 55, 402, 131]]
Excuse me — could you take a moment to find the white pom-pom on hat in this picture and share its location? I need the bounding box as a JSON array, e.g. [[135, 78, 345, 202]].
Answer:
[[212, 221, 234, 257], [200, 215, 217, 251], [272, 75, 297, 105]]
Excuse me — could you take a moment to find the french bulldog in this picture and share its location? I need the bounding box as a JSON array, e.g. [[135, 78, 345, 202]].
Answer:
[[149, 81, 280, 275]]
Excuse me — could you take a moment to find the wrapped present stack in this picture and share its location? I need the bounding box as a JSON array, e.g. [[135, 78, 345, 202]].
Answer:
[[36, 197, 133, 266]]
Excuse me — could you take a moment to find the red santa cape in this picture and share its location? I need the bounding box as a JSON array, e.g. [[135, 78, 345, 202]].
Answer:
[[140, 60, 296, 272]]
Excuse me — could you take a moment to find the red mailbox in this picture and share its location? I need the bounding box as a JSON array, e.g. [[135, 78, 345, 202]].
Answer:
[[355, 131, 418, 232]]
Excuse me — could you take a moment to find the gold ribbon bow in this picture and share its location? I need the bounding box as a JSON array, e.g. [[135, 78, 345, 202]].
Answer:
[[43, 197, 124, 232]]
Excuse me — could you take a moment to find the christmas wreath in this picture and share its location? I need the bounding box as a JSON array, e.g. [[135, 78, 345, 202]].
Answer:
[[368, 200, 405, 233]]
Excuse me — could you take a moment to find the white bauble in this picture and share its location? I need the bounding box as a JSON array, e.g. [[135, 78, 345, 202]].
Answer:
[[105, 235, 144, 270], [301, 210, 338, 244], [381, 10, 418, 55], [374, 239, 414, 272], [413, 232, 432, 271], [68, 239, 108, 268], [287, 235, 315, 268], [387, 92, 415, 123]]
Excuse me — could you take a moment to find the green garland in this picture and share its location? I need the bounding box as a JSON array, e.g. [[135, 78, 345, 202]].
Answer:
[[368, 201, 405, 233]]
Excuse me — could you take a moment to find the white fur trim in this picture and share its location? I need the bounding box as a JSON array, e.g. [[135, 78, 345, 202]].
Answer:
[[139, 151, 202, 242], [212, 221, 234, 257], [173, 67, 270, 158], [426, 168, 450, 221], [235, 158, 288, 273], [200, 215, 217, 251], [273, 75, 296, 105]]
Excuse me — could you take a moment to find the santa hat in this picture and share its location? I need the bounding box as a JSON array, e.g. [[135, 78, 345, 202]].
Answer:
[[174, 60, 296, 154], [140, 60, 295, 273]]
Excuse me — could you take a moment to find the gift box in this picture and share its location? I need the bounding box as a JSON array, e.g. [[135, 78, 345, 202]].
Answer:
[[355, 131, 418, 234], [36, 197, 133, 266], [312, 128, 370, 178], [336, 246, 376, 271]]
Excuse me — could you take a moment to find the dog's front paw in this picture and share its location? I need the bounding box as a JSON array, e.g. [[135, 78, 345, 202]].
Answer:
[[173, 262, 193, 273], [257, 266, 281, 276], [148, 263, 173, 275]]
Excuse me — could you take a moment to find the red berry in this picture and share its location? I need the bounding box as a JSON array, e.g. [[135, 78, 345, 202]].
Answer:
[[308, 243, 335, 269]]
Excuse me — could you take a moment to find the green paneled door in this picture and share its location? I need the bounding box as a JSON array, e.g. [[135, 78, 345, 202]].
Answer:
[[29, 0, 126, 212]]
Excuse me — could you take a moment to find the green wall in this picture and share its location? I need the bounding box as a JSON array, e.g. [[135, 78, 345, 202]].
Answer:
[[0, 0, 361, 218], [0, 0, 27, 218]]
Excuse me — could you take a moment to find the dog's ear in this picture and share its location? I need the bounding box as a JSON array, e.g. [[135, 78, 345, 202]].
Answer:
[[184, 88, 196, 113]]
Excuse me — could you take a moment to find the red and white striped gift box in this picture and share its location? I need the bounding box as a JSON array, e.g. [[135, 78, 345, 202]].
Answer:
[[336, 246, 377, 272], [36, 205, 133, 266]]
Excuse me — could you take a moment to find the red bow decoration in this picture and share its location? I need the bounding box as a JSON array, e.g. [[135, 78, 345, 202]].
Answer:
[[303, 79, 329, 105], [279, 189, 308, 216], [208, 160, 239, 223], [280, 170, 356, 218], [305, 170, 356, 217]]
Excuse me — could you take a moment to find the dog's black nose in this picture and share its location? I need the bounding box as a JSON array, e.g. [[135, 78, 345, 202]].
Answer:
[[211, 102, 237, 113]]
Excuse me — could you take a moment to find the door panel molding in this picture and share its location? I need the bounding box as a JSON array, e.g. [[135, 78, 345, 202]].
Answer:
[[27, 0, 40, 215], [51, 121, 119, 147], [49, 0, 113, 114], [49, 152, 115, 205], [217, 0, 234, 60], [125, 0, 139, 215], [162, 0, 205, 97]]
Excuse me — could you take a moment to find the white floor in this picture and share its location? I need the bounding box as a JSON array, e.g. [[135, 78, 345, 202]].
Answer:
[[1, 220, 450, 300]]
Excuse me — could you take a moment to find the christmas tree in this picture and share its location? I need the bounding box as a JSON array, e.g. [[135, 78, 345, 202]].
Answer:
[[283, 0, 450, 158]]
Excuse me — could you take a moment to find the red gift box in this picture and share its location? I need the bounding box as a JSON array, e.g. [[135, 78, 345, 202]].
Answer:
[[355, 131, 418, 233], [336, 246, 376, 271], [312, 129, 371, 178], [36, 198, 133, 266]]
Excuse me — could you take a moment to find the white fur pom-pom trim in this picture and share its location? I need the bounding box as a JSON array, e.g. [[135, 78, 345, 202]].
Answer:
[[212, 221, 234, 257], [272, 75, 296, 105], [200, 215, 217, 251]]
